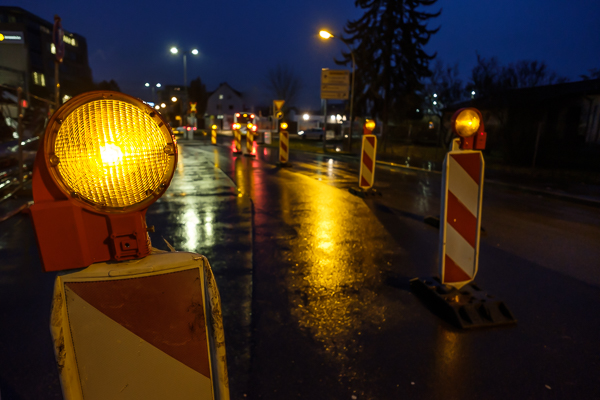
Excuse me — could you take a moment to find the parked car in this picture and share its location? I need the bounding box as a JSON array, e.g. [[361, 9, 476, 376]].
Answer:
[[298, 128, 335, 140]]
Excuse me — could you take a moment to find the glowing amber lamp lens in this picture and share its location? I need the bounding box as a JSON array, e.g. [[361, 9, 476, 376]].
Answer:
[[280, 122, 288, 130], [211, 124, 217, 130], [364, 119, 376, 132], [54, 99, 171, 209], [454, 109, 481, 137]]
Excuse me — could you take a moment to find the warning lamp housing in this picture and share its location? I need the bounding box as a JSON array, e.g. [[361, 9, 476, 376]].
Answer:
[[364, 119, 376, 134], [30, 91, 178, 272], [451, 107, 486, 150]]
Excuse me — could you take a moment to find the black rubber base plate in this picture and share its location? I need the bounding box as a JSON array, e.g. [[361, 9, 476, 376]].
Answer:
[[348, 187, 382, 198], [276, 162, 293, 168], [410, 276, 517, 329]]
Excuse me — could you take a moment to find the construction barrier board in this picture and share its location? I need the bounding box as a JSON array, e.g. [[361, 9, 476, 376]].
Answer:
[[50, 251, 229, 400], [439, 148, 484, 289], [279, 130, 289, 164], [359, 135, 377, 189]]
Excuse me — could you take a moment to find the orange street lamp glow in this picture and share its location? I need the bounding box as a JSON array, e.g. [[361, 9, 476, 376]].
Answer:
[[319, 30, 334, 39]]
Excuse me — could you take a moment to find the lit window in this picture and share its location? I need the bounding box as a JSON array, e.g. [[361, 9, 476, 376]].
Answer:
[[219, 94, 223, 100], [32, 72, 46, 87], [51, 43, 56, 54], [63, 35, 77, 46]]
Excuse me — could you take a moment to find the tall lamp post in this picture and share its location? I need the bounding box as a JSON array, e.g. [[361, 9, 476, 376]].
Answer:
[[144, 82, 161, 105], [169, 47, 199, 122], [319, 30, 356, 151]]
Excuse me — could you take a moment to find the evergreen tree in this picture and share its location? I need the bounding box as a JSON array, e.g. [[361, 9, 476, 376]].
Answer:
[[337, 0, 440, 135], [188, 77, 208, 116]]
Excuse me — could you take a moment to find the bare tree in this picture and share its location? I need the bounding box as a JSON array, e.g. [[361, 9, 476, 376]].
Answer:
[[264, 64, 302, 106], [580, 68, 600, 80]]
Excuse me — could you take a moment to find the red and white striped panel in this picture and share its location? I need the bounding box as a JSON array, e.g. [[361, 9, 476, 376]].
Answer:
[[439, 151, 484, 288], [359, 135, 377, 189], [279, 131, 289, 163]]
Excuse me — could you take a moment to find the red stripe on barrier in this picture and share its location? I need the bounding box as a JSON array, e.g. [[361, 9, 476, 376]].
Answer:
[[65, 269, 210, 378], [446, 191, 477, 248], [281, 142, 288, 153], [360, 176, 369, 187], [282, 132, 288, 139], [444, 255, 472, 282], [363, 152, 373, 173], [451, 153, 481, 185], [366, 136, 375, 147]]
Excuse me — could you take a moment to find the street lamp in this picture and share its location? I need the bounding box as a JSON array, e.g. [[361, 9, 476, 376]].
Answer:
[[170, 46, 199, 125], [144, 82, 161, 104], [319, 29, 356, 151]]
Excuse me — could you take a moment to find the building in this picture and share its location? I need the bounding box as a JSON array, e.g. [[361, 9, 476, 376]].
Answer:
[[0, 6, 93, 106], [204, 82, 245, 130]]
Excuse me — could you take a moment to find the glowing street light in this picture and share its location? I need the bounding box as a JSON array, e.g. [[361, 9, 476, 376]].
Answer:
[[171, 97, 178, 102], [319, 28, 356, 151], [170, 47, 178, 54], [302, 113, 310, 121], [160, 103, 166, 108], [144, 82, 161, 104]]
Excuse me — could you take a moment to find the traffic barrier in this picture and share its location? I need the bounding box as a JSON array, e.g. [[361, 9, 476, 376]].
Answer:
[[439, 141, 484, 287], [244, 130, 256, 157], [359, 134, 377, 189], [411, 108, 516, 329], [50, 252, 230, 399], [211, 124, 217, 145], [349, 119, 380, 197], [277, 122, 291, 167], [233, 127, 242, 155]]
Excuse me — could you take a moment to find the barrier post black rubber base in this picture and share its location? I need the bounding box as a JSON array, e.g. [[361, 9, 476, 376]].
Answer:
[[233, 151, 243, 156], [276, 162, 292, 168], [410, 276, 517, 329], [348, 187, 382, 198], [243, 153, 256, 157]]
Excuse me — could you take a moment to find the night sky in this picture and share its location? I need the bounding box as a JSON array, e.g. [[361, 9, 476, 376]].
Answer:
[[7, 0, 600, 110]]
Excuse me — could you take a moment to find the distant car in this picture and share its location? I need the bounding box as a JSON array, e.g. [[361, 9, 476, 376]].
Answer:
[[298, 128, 336, 140]]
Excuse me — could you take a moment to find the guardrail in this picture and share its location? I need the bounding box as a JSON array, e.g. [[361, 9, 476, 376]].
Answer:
[[0, 84, 53, 203]]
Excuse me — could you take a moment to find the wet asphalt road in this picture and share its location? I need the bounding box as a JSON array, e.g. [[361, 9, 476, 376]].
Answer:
[[1, 139, 600, 399]]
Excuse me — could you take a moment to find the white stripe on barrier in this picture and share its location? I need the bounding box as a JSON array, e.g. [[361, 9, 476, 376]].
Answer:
[[447, 155, 479, 216], [445, 224, 476, 277]]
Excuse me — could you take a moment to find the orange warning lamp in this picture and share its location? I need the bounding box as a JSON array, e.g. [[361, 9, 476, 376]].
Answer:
[[451, 107, 486, 150], [211, 124, 217, 130], [280, 122, 288, 130], [364, 119, 376, 134], [233, 123, 241, 130], [30, 91, 177, 272], [247, 122, 253, 130]]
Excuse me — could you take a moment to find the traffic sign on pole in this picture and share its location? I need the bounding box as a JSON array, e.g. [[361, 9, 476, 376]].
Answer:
[[52, 15, 65, 63], [273, 100, 285, 112], [321, 69, 349, 100], [50, 252, 230, 399]]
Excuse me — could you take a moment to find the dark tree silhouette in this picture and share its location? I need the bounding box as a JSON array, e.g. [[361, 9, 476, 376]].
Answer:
[[469, 54, 567, 97], [426, 60, 465, 108], [336, 0, 440, 134], [264, 64, 302, 106], [188, 77, 208, 116], [580, 68, 600, 80], [95, 79, 121, 92]]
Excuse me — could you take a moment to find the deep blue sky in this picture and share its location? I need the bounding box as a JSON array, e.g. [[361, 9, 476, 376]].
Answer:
[[7, 0, 600, 110]]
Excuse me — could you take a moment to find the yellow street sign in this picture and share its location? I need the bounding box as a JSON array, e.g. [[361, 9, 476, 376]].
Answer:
[[190, 102, 197, 112], [274, 100, 285, 112], [276, 111, 284, 120]]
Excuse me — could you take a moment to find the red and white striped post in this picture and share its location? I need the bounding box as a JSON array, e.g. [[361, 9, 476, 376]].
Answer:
[[350, 119, 378, 196], [279, 122, 289, 165], [233, 123, 242, 155], [211, 124, 217, 145], [245, 123, 256, 157], [439, 108, 487, 289], [359, 134, 377, 189]]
